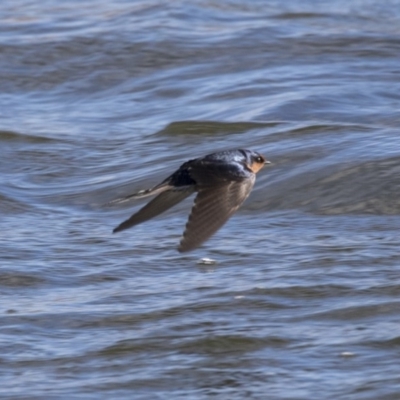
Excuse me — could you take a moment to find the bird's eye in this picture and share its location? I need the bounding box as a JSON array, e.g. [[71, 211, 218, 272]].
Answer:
[[255, 156, 264, 163]]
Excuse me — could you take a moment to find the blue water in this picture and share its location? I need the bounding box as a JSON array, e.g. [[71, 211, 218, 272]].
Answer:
[[1, 1, 400, 398]]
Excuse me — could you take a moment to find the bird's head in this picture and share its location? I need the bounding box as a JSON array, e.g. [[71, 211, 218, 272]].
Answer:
[[242, 150, 271, 173]]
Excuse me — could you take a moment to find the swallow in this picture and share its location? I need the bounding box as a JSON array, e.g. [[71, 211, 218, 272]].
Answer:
[[111, 149, 270, 252]]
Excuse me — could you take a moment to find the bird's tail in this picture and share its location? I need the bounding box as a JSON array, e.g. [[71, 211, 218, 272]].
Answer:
[[105, 181, 172, 206]]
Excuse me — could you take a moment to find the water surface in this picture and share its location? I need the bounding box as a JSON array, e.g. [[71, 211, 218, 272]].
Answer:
[[1, 1, 400, 399]]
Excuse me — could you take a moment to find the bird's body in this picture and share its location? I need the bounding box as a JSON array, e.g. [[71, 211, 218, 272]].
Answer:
[[111, 149, 269, 252]]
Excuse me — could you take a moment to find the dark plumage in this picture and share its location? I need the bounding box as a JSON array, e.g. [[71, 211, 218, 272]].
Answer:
[[111, 149, 270, 252]]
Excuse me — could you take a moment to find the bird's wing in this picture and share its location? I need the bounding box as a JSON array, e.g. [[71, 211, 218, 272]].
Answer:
[[178, 175, 255, 252], [113, 187, 195, 233]]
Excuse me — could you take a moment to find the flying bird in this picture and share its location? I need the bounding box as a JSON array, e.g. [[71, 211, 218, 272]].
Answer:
[[111, 149, 270, 252]]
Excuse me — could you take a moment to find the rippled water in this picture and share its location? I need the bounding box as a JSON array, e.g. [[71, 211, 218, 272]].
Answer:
[[2, 0, 400, 398]]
